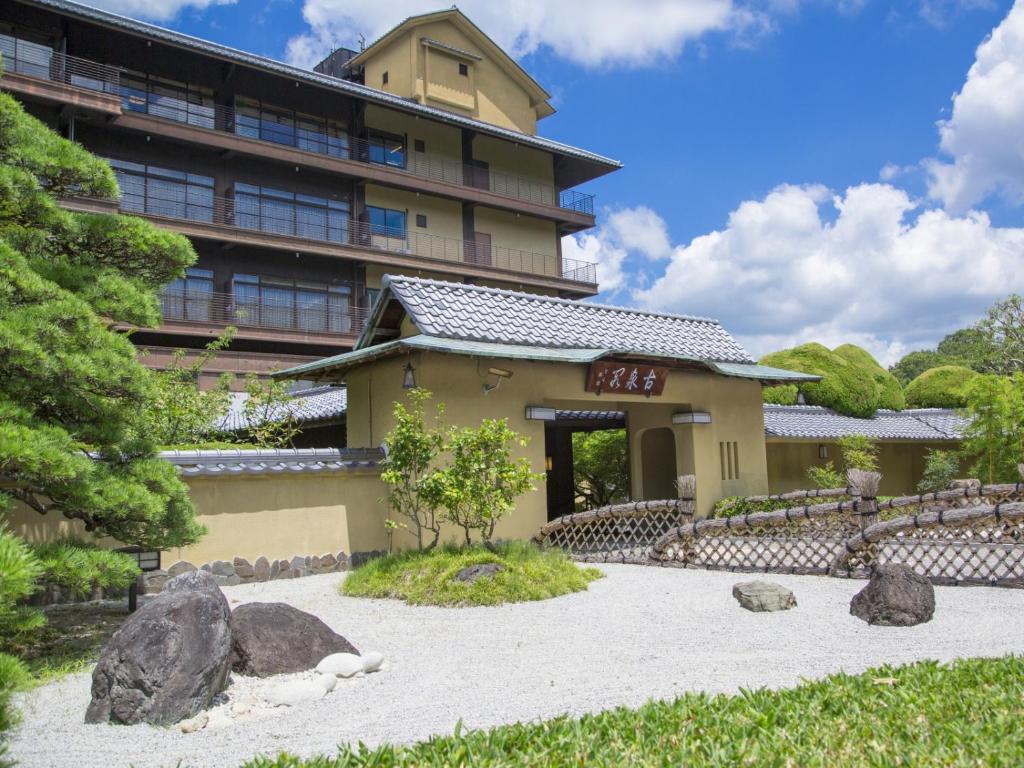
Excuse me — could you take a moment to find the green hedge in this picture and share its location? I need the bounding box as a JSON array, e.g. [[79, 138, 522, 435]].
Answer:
[[834, 344, 906, 411], [759, 343, 878, 417], [904, 365, 979, 409]]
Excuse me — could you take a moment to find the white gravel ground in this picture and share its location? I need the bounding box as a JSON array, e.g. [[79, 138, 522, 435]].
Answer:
[[10, 565, 1024, 768]]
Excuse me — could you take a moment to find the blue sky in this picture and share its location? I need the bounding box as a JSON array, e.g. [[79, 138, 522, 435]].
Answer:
[[89, 0, 1024, 364]]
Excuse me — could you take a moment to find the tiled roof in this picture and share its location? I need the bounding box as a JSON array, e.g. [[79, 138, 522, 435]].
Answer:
[[763, 405, 967, 441], [25, 0, 619, 170], [376, 276, 755, 363], [161, 447, 380, 477], [219, 386, 347, 432]]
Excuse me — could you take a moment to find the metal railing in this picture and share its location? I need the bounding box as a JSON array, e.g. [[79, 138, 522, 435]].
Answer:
[[122, 189, 598, 285], [160, 288, 368, 337], [0, 35, 120, 95], [113, 87, 596, 215]]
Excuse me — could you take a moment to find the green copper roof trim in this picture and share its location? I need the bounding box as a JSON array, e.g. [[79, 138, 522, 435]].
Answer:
[[275, 335, 818, 384]]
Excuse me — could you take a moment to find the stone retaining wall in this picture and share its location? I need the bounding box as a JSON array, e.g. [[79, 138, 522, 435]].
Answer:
[[138, 551, 356, 594]]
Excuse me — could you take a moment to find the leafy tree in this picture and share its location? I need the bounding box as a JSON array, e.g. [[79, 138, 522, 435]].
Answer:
[[432, 419, 541, 546], [976, 294, 1024, 375], [0, 529, 38, 764], [759, 343, 878, 417], [379, 389, 446, 551], [961, 374, 1024, 484], [936, 328, 997, 372], [917, 449, 960, 494], [838, 434, 878, 473], [904, 365, 979, 409], [806, 462, 844, 490], [571, 429, 629, 511], [0, 89, 203, 548], [890, 350, 950, 386]]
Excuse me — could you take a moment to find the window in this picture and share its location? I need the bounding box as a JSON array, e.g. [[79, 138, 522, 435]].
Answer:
[[720, 441, 740, 480], [233, 183, 350, 244], [0, 33, 53, 81], [120, 71, 214, 129], [414, 139, 426, 153], [382, 71, 389, 85], [366, 206, 407, 240], [366, 130, 406, 168], [108, 159, 214, 223], [458, 62, 469, 76], [162, 267, 214, 322], [415, 213, 427, 228], [232, 274, 353, 333], [235, 99, 349, 158]]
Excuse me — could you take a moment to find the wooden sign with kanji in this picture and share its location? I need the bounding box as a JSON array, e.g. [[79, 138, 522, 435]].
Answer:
[[586, 362, 668, 396]]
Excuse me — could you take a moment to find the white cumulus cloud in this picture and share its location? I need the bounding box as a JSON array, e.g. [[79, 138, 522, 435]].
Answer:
[[285, 0, 760, 69], [78, 0, 236, 22], [569, 185, 1024, 366], [926, 1, 1024, 212]]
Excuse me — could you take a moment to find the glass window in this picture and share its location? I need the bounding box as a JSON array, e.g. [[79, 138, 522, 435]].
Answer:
[[367, 131, 405, 169], [119, 71, 214, 129], [366, 206, 406, 239], [230, 274, 352, 332], [0, 33, 53, 81], [234, 99, 349, 159], [109, 159, 214, 223], [162, 267, 213, 322], [232, 183, 349, 244]]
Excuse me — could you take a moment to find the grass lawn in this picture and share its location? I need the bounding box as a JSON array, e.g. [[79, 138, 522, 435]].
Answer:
[[340, 541, 602, 606], [241, 655, 1024, 767]]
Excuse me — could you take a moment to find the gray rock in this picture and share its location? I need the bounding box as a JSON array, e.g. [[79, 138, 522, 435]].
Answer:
[[335, 551, 349, 571], [136, 569, 169, 595], [212, 574, 242, 587], [850, 564, 935, 626], [269, 559, 281, 580], [166, 561, 197, 578], [290, 555, 307, 572], [454, 563, 505, 584], [732, 581, 797, 612], [254, 556, 271, 582], [229, 602, 359, 677], [178, 711, 209, 734], [319, 553, 337, 572], [350, 550, 385, 569], [85, 570, 232, 726], [233, 557, 255, 579], [310, 555, 322, 573], [210, 560, 235, 578]]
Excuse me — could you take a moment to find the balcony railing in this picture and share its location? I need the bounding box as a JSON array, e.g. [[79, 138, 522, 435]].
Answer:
[[160, 288, 368, 337], [121, 190, 598, 285], [0, 35, 120, 95]]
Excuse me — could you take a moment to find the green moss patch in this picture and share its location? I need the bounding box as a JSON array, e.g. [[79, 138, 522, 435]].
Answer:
[[241, 655, 1024, 768], [905, 365, 980, 409], [340, 541, 602, 607]]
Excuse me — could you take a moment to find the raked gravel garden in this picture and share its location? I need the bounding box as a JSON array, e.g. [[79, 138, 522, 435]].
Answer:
[[10, 564, 1024, 768]]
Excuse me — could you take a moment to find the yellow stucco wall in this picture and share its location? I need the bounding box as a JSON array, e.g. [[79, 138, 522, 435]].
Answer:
[[766, 440, 965, 496], [471, 207, 559, 276], [346, 353, 770, 524], [360, 20, 544, 133], [363, 184, 466, 264], [363, 104, 463, 186], [472, 134, 555, 205]]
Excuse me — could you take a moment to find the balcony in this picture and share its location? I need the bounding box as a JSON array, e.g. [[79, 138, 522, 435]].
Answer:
[[158, 288, 368, 343], [0, 34, 121, 114], [119, 190, 599, 289]]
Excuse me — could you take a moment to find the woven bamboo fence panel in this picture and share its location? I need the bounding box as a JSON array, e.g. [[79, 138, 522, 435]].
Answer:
[[714, 486, 849, 515], [533, 476, 696, 563], [833, 501, 1024, 587]]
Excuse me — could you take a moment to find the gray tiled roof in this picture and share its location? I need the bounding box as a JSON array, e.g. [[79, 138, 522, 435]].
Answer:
[[161, 447, 380, 476], [376, 276, 754, 363], [219, 386, 347, 432], [763, 405, 967, 441], [26, 0, 619, 170]]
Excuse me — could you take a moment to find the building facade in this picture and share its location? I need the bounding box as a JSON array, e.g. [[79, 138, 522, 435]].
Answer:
[[0, 1, 619, 386]]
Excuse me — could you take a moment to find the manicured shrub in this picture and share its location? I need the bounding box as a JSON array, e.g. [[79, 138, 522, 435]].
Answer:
[[759, 343, 878, 417], [762, 384, 798, 405], [834, 344, 905, 411], [904, 365, 980, 409]]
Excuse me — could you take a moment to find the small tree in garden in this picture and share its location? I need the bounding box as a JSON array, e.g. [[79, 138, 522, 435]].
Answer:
[[961, 373, 1024, 483], [379, 388, 446, 550], [433, 419, 542, 546], [572, 429, 629, 510], [239, 373, 300, 448], [805, 434, 878, 488], [917, 449, 960, 494]]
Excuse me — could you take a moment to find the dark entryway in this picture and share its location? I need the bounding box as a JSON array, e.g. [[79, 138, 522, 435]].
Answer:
[[544, 410, 627, 521]]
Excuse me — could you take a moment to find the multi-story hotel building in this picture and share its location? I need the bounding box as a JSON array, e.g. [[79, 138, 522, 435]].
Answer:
[[0, 0, 620, 386]]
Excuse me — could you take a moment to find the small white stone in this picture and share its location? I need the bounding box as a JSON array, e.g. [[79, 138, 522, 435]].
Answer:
[[178, 712, 209, 733], [266, 679, 328, 707], [230, 700, 252, 716], [360, 651, 384, 673], [315, 652, 363, 678], [205, 709, 235, 730], [317, 673, 338, 693]]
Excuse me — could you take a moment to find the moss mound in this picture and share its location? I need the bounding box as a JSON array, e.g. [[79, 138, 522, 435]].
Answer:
[[834, 344, 906, 411], [904, 365, 979, 409], [341, 541, 602, 606], [759, 343, 878, 417]]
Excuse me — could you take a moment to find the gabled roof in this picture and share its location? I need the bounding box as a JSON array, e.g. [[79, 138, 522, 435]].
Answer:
[[219, 386, 347, 432], [347, 8, 554, 118], [276, 276, 821, 384], [18, 0, 617, 174], [763, 405, 968, 441]]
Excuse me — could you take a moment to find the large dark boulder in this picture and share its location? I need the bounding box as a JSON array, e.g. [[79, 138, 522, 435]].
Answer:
[[86, 570, 232, 725], [229, 602, 358, 677], [850, 564, 935, 626]]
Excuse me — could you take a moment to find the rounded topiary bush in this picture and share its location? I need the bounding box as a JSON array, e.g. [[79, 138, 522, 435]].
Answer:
[[762, 384, 798, 405], [834, 344, 906, 411], [759, 343, 878, 417], [904, 365, 979, 409]]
